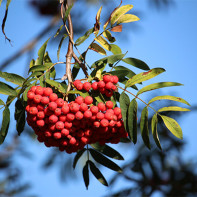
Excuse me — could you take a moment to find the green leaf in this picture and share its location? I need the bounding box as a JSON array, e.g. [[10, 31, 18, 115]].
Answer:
[[110, 44, 122, 55], [148, 95, 190, 106], [117, 14, 140, 24], [91, 54, 125, 68], [63, 4, 73, 23], [35, 38, 50, 65], [73, 149, 86, 169], [114, 66, 136, 78], [158, 106, 190, 112], [137, 82, 183, 96], [95, 36, 111, 51], [111, 4, 133, 25], [83, 161, 89, 190], [120, 137, 131, 143], [54, 25, 63, 38], [14, 99, 25, 135], [91, 143, 124, 160], [119, 92, 130, 133], [160, 115, 183, 139], [23, 81, 37, 101], [0, 82, 17, 96], [122, 58, 150, 70], [89, 149, 122, 173], [29, 59, 35, 68], [0, 106, 10, 144], [89, 43, 106, 55], [140, 107, 150, 149], [45, 79, 66, 93], [28, 65, 49, 74], [125, 68, 165, 88], [75, 28, 94, 46], [67, 90, 89, 98], [57, 35, 68, 61], [108, 70, 129, 79], [0, 71, 25, 86], [103, 30, 116, 43], [89, 160, 108, 186], [151, 114, 162, 149], [128, 99, 138, 143], [0, 99, 5, 106]]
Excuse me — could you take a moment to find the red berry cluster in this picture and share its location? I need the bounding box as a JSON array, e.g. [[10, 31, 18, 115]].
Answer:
[[73, 75, 119, 97], [25, 86, 128, 154]]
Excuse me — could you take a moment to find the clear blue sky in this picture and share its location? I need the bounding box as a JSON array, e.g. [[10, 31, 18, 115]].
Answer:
[[0, 0, 197, 196]]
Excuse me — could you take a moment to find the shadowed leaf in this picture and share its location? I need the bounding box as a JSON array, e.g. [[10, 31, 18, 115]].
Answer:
[[83, 162, 89, 189], [0, 82, 17, 96], [73, 149, 86, 169], [75, 28, 94, 46], [89, 43, 106, 55], [122, 58, 150, 70]]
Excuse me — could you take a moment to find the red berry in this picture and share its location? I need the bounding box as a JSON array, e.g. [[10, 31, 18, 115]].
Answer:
[[44, 131, 52, 137], [48, 102, 57, 111], [96, 112, 104, 120], [29, 107, 38, 115], [76, 129, 84, 138], [93, 121, 100, 128], [105, 90, 113, 97], [69, 102, 80, 113], [80, 103, 88, 112], [116, 120, 123, 127], [106, 101, 114, 109], [75, 96, 84, 105], [75, 82, 83, 90], [35, 86, 44, 95], [73, 80, 81, 87], [91, 115, 96, 121], [53, 132, 62, 139], [59, 115, 67, 122], [91, 82, 98, 90], [33, 95, 42, 103], [84, 110, 92, 119], [84, 129, 92, 137], [27, 91, 35, 100], [48, 124, 56, 131], [25, 105, 30, 112], [111, 127, 117, 133], [112, 75, 119, 84], [99, 87, 106, 94], [100, 119, 109, 127], [61, 129, 69, 136], [56, 98, 64, 107], [41, 97, 49, 105], [81, 137, 88, 144], [104, 112, 113, 120], [30, 86, 37, 93], [98, 80, 105, 88], [84, 96, 93, 105], [49, 93, 58, 102], [75, 111, 83, 120], [55, 121, 64, 130], [37, 104, 45, 111], [97, 103, 106, 112], [64, 121, 72, 128], [36, 119, 45, 127], [54, 108, 62, 116], [69, 137, 76, 145], [49, 115, 58, 124], [105, 82, 113, 90], [114, 107, 121, 116], [83, 82, 92, 92], [106, 109, 114, 114], [60, 139, 68, 146], [103, 75, 111, 83], [44, 107, 53, 116], [37, 111, 45, 119], [109, 120, 116, 127], [62, 105, 70, 114], [43, 87, 53, 96], [66, 113, 75, 122], [111, 85, 117, 91], [90, 106, 99, 114]]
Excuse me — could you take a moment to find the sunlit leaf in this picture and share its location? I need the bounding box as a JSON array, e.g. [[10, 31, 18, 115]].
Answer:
[[75, 28, 94, 46], [111, 4, 133, 25], [137, 82, 183, 96], [29, 59, 35, 68], [45, 79, 66, 93], [0, 106, 10, 144], [91, 143, 124, 160], [96, 6, 102, 22], [160, 115, 183, 139], [83, 161, 89, 189], [125, 68, 165, 88], [140, 107, 150, 149], [67, 90, 89, 98], [117, 14, 140, 24], [158, 106, 190, 112], [148, 95, 190, 106], [73, 149, 86, 169], [110, 44, 122, 54], [89, 160, 108, 186], [0, 71, 25, 86], [122, 58, 150, 70], [89, 43, 106, 55], [0, 82, 17, 96], [95, 36, 111, 51], [0, 99, 5, 106], [128, 99, 138, 143], [89, 149, 122, 172], [151, 114, 162, 149]]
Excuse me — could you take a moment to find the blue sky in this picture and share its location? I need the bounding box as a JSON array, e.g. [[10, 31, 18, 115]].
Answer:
[[0, 0, 197, 196]]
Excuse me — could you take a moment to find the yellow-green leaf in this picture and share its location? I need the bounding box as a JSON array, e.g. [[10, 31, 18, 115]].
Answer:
[[45, 79, 66, 93], [89, 43, 106, 55], [160, 115, 183, 139], [110, 44, 122, 54], [0, 82, 17, 96], [117, 14, 140, 24], [103, 30, 116, 43], [137, 82, 183, 96], [75, 28, 94, 46], [125, 68, 165, 88], [111, 4, 133, 25], [158, 106, 190, 112], [0, 99, 4, 106], [96, 6, 102, 22], [148, 95, 190, 106], [95, 36, 111, 51]]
